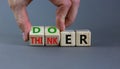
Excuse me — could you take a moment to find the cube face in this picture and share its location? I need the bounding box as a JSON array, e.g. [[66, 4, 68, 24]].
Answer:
[[45, 26, 60, 36], [29, 26, 44, 45], [76, 30, 91, 46], [60, 30, 75, 46], [45, 26, 60, 46], [30, 26, 44, 35]]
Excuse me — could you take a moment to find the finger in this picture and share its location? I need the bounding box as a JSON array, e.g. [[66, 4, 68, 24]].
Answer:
[[8, 0, 32, 9], [65, 0, 80, 27], [50, 0, 72, 31], [8, 0, 32, 41], [15, 7, 31, 42], [22, 22, 32, 42], [56, 0, 72, 31], [56, 6, 67, 31], [26, 0, 32, 6]]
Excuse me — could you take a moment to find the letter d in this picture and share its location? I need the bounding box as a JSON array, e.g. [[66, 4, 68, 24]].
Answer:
[[33, 27, 41, 33]]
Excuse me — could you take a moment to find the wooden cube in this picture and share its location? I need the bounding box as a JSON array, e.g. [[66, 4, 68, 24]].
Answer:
[[29, 26, 44, 45], [60, 30, 75, 46], [45, 26, 60, 46], [76, 30, 91, 46]]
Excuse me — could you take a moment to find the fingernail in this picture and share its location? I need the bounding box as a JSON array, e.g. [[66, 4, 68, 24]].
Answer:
[[22, 33, 25, 41]]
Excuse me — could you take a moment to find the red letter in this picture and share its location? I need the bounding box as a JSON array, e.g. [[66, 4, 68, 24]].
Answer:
[[35, 37, 43, 44], [53, 37, 58, 44], [47, 37, 58, 45], [47, 38, 52, 44], [31, 37, 36, 44]]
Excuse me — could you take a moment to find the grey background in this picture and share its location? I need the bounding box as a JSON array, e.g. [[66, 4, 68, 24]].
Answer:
[[0, 0, 120, 69]]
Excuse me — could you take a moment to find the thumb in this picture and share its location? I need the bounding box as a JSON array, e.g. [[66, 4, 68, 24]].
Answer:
[[56, 16, 65, 31], [55, 1, 71, 31], [22, 23, 31, 42]]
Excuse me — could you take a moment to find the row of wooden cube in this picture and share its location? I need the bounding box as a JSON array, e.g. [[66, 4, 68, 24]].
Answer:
[[29, 26, 91, 46]]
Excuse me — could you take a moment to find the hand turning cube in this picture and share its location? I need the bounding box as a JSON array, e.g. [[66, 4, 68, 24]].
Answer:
[[29, 26, 91, 47]]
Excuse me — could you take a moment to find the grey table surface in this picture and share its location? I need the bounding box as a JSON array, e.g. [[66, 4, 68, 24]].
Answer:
[[0, 33, 120, 69], [0, 0, 120, 69]]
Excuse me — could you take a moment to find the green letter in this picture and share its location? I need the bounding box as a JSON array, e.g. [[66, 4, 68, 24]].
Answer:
[[33, 27, 41, 33], [48, 27, 57, 34]]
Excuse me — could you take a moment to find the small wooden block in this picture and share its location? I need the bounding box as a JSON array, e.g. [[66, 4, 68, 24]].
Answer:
[[45, 26, 60, 46], [29, 26, 44, 45], [76, 30, 91, 46], [60, 30, 75, 46]]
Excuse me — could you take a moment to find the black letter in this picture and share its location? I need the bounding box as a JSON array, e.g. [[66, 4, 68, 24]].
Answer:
[[80, 35, 87, 44], [66, 35, 71, 44]]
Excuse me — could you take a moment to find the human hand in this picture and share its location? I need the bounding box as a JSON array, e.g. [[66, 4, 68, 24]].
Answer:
[[8, 0, 32, 42], [8, 0, 80, 42], [50, 0, 80, 31]]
